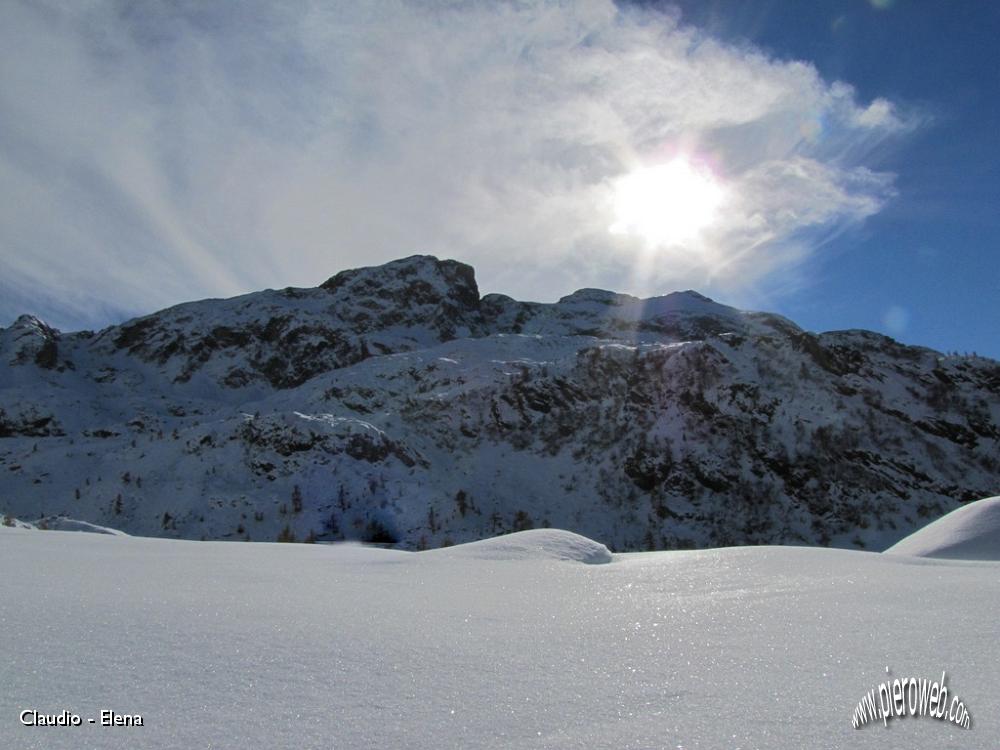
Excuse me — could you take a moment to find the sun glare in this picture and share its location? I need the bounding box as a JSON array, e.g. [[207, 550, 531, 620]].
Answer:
[[609, 158, 725, 247]]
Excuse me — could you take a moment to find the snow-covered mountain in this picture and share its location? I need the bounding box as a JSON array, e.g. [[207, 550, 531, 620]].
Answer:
[[1, 255, 998, 550]]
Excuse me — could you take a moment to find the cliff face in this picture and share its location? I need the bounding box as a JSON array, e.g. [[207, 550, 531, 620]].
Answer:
[[2, 255, 998, 550]]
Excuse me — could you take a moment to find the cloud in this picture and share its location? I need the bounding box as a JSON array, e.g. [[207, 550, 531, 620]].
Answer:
[[0, 0, 915, 330]]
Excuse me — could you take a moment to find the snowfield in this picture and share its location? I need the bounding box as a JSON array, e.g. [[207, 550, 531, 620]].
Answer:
[[3, 527, 998, 749]]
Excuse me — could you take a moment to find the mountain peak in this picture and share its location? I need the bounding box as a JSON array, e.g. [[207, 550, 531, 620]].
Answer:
[[556, 288, 638, 306], [1, 314, 61, 369], [321, 255, 480, 311], [676, 290, 713, 301], [9, 314, 58, 335]]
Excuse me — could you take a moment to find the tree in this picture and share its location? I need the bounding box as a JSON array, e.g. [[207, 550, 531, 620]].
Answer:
[[277, 524, 296, 543], [512, 510, 534, 532], [363, 519, 397, 545], [291, 485, 303, 514], [454, 490, 469, 517], [643, 528, 656, 551]]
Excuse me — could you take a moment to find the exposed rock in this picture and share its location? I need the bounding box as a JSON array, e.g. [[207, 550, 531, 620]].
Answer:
[[1, 255, 997, 551]]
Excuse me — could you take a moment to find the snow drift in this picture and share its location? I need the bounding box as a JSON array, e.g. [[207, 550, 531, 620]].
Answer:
[[2, 515, 128, 535], [424, 528, 613, 564], [885, 495, 1000, 560]]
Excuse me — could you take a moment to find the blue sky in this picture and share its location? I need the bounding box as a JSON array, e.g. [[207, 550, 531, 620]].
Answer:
[[654, 0, 1000, 357], [1, 1, 997, 358]]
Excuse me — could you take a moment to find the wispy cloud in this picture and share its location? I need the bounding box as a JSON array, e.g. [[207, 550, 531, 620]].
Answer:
[[0, 0, 916, 330]]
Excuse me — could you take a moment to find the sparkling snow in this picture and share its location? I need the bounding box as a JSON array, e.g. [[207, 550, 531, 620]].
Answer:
[[3, 528, 998, 749]]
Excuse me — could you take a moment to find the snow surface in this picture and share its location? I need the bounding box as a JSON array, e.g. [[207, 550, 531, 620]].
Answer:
[[5, 515, 129, 535], [885, 496, 1000, 560], [3, 528, 998, 749], [425, 528, 613, 564]]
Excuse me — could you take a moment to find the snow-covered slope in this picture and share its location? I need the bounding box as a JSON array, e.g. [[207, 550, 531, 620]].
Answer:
[[1, 255, 998, 551], [2, 528, 997, 748], [885, 495, 1000, 560]]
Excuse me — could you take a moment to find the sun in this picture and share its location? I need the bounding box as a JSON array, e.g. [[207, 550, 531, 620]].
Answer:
[[609, 158, 725, 247]]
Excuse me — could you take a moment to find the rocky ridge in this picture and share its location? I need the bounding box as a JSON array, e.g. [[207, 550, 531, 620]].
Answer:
[[1, 255, 997, 550]]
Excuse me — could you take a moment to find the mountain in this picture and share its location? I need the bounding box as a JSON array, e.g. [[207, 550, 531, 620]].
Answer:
[[1, 254, 998, 550]]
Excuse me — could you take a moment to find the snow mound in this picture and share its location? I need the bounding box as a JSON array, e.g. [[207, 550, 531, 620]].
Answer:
[[885, 496, 1000, 560], [0, 515, 37, 530], [27, 516, 128, 535], [425, 529, 612, 564]]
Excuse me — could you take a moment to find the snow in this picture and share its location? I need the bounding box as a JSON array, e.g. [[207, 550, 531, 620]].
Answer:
[[1, 516, 38, 530], [13, 516, 129, 535], [2, 528, 998, 748], [885, 496, 1000, 560], [426, 528, 613, 564], [293, 411, 386, 436]]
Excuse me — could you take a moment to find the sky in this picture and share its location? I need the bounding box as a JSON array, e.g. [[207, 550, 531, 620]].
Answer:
[[0, 0, 997, 359]]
